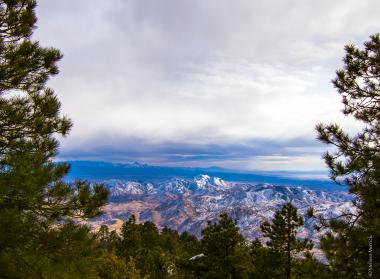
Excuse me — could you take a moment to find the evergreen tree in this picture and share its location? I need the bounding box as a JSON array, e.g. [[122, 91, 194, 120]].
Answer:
[[316, 34, 380, 277], [117, 216, 171, 279], [193, 213, 250, 279], [260, 203, 313, 279], [117, 215, 143, 259], [0, 1, 109, 277], [291, 253, 332, 279], [178, 231, 202, 258], [248, 239, 285, 278], [97, 255, 147, 279]]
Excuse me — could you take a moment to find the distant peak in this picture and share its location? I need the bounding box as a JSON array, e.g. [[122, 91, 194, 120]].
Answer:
[[193, 174, 228, 189], [128, 161, 148, 167]]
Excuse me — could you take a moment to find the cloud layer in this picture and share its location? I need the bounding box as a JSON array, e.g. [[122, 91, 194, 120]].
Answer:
[[34, 0, 380, 170]]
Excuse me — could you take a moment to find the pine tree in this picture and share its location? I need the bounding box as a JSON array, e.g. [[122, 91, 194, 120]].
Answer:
[[260, 203, 313, 279], [248, 239, 285, 278], [117, 216, 171, 279], [195, 213, 250, 279], [316, 34, 380, 277], [0, 1, 109, 277]]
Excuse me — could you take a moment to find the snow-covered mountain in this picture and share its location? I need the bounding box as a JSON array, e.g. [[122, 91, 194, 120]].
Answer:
[[90, 175, 354, 250], [65, 160, 344, 191]]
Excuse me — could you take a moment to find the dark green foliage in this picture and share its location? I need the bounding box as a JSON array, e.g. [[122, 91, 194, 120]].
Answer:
[[260, 203, 313, 279], [185, 213, 251, 279], [115, 215, 203, 278], [95, 225, 145, 279], [248, 239, 285, 278], [316, 34, 380, 277], [0, 0, 61, 93], [248, 239, 330, 279], [107, 212, 326, 278], [178, 231, 202, 258], [0, 0, 108, 224], [96, 225, 121, 253], [320, 225, 370, 278], [0, 220, 103, 278], [0, 1, 109, 277], [291, 254, 332, 279]]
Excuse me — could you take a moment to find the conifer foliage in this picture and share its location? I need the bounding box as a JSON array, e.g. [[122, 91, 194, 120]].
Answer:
[[0, 1, 108, 277], [115, 215, 202, 279], [260, 203, 313, 279], [316, 34, 380, 277], [197, 213, 250, 278]]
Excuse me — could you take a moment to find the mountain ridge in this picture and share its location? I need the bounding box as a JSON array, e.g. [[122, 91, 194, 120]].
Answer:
[[90, 175, 354, 251], [63, 160, 345, 191]]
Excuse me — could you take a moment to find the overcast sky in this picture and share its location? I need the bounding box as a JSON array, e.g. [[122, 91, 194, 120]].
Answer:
[[34, 0, 380, 171]]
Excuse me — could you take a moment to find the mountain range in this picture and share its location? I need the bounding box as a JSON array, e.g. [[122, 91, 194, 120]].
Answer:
[[64, 161, 355, 257], [64, 160, 346, 191]]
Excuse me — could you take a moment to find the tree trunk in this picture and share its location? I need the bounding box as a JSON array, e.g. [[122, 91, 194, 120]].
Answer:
[[287, 241, 291, 279], [286, 209, 291, 279]]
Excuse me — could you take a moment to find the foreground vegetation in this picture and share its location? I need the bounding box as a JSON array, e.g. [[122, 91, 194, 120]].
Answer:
[[94, 206, 331, 279], [0, 1, 378, 278]]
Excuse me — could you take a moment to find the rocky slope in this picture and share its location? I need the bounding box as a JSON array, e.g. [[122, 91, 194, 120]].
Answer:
[[90, 175, 354, 249]]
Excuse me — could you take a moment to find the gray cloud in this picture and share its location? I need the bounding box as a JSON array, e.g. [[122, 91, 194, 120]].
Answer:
[[35, 0, 380, 170], [58, 135, 329, 170]]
